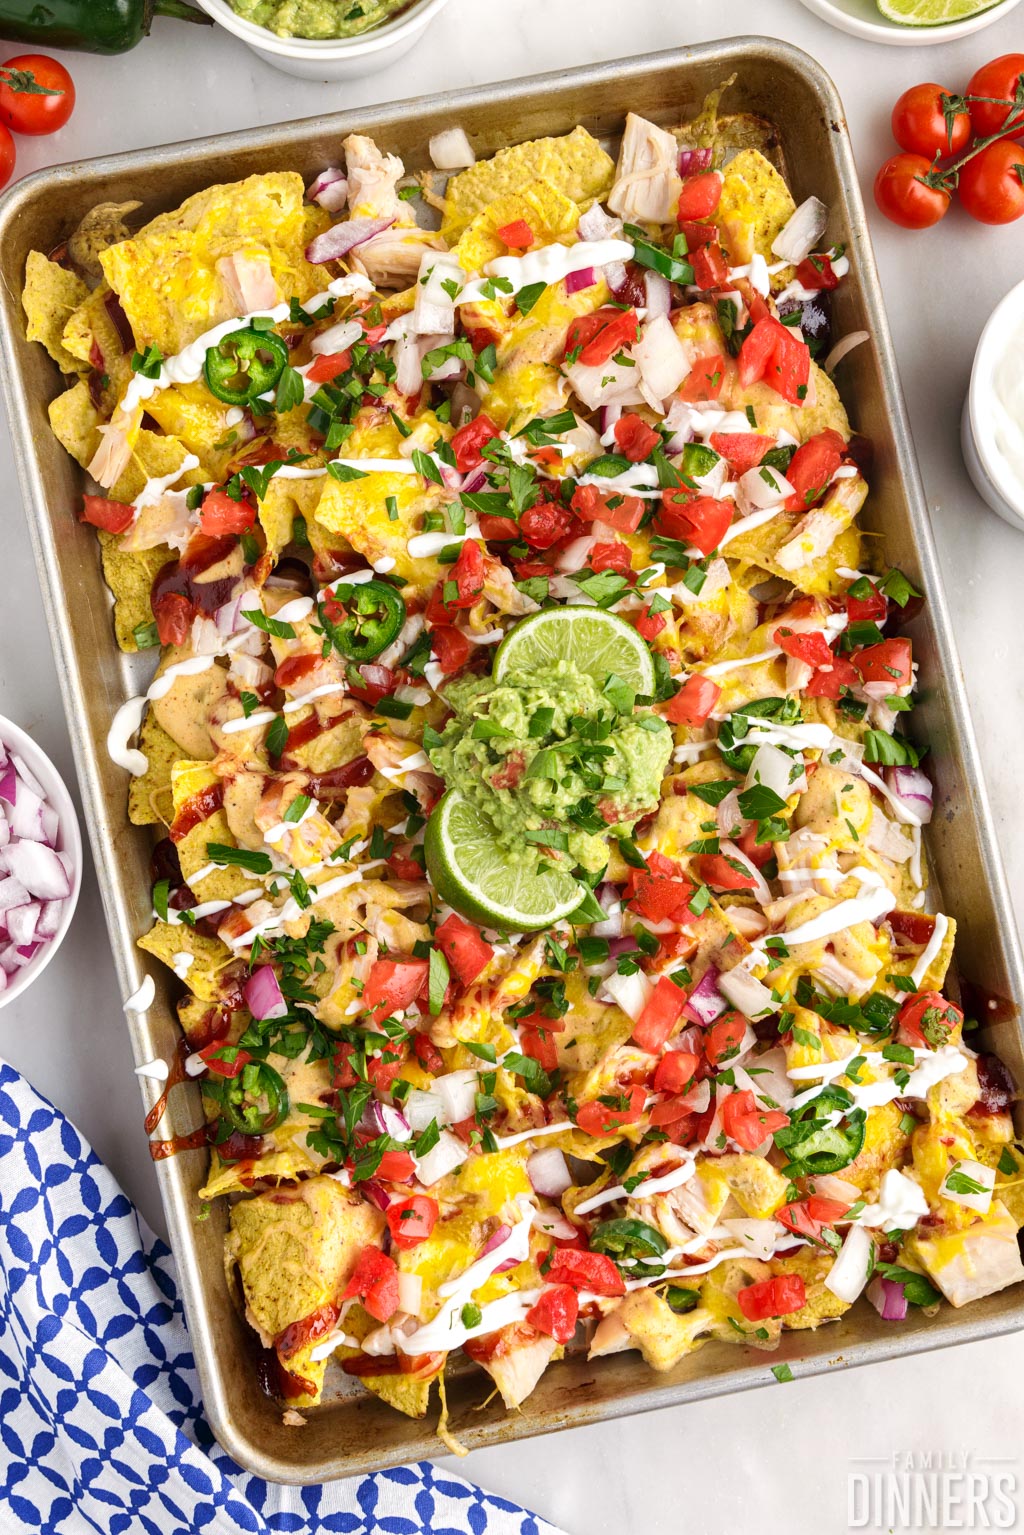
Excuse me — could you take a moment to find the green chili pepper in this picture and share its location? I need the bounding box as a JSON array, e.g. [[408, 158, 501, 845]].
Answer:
[[0, 0, 211, 54], [774, 1092, 867, 1177], [320, 579, 406, 662], [623, 223, 695, 285], [589, 1217, 668, 1264], [212, 1062, 290, 1136], [204, 327, 289, 408]]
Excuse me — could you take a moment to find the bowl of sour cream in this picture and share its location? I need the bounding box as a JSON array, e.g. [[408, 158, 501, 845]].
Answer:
[[962, 276, 1024, 530]]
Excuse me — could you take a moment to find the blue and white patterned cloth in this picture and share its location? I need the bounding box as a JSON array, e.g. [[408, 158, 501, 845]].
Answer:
[[0, 1059, 564, 1535]]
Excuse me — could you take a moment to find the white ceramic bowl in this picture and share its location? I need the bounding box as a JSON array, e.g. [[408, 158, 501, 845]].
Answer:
[[0, 716, 82, 1011], [962, 276, 1024, 531], [796, 0, 1022, 44], [196, 0, 453, 77]]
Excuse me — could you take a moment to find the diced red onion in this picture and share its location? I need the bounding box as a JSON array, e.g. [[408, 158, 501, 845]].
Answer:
[[393, 332, 431, 397], [678, 146, 713, 176], [307, 167, 349, 212], [479, 1223, 521, 1272], [429, 127, 476, 170], [10, 785, 46, 843], [599, 403, 623, 436], [601, 967, 654, 1023], [0, 877, 31, 914], [771, 196, 829, 266], [103, 291, 135, 354], [527, 1147, 573, 1197], [433, 1069, 478, 1126], [643, 270, 671, 319], [15, 942, 40, 964], [6, 903, 39, 947], [306, 215, 396, 264], [35, 899, 64, 939], [364, 1100, 411, 1142], [823, 1224, 873, 1303], [402, 1086, 446, 1132], [311, 319, 363, 357], [0, 765, 15, 804], [683, 965, 727, 1026], [565, 266, 596, 295], [823, 330, 870, 375], [867, 1275, 908, 1321], [885, 765, 933, 823], [605, 261, 628, 293], [415, 1128, 468, 1185], [361, 1179, 394, 1211], [242, 964, 288, 1021], [0, 841, 72, 901], [578, 203, 620, 241], [460, 465, 489, 496], [11, 753, 45, 798]]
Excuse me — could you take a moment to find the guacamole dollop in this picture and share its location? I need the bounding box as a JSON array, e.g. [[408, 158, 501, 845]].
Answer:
[[228, 0, 411, 39], [427, 661, 672, 874]]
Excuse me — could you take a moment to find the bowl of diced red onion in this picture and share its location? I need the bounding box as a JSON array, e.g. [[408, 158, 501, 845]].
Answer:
[[0, 716, 82, 1008]]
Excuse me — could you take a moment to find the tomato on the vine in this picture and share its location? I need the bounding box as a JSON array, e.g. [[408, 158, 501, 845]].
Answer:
[[957, 139, 1024, 225], [0, 55, 75, 136], [891, 83, 970, 159], [965, 54, 1024, 143], [0, 123, 15, 191], [873, 154, 950, 229]]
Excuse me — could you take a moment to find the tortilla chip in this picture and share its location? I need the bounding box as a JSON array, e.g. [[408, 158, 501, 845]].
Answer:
[[256, 474, 322, 555], [442, 127, 614, 244], [61, 284, 135, 400], [128, 714, 180, 826], [453, 181, 580, 273], [22, 252, 89, 374], [799, 361, 850, 441], [716, 147, 796, 264], [97, 531, 175, 652], [138, 920, 232, 1001], [48, 380, 102, 469], [140, 379, 237, 479], [67, 200, 142, 280]]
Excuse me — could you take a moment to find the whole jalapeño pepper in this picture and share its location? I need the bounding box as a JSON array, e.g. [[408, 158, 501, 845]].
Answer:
[[0, 0, 212, 55]]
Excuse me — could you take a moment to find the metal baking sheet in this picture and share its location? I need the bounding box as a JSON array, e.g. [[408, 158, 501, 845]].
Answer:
[[1, 37, 1022, 1484]]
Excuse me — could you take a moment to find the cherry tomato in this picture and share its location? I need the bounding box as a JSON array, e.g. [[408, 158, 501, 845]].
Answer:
[[0, 122, 14, 191], [965, 54, 1024, 143], [873, 154, 950, 229], [0, 55, 74, 136], [957, 139, 1024, 225], [891, 83, 971, 159]]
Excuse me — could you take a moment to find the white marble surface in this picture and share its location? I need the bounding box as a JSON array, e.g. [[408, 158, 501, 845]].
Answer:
[[2, 1, 1024, 1529]]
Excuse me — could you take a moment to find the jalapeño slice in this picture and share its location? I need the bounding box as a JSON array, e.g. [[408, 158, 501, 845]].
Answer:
[[320, 578, 406, 662], [209, 1061, 290, 1135], [204, 326, 289, 408]]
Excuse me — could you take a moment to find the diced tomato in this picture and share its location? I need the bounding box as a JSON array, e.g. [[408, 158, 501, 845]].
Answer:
[[520, 1024, 559, 1072], [451, 413, 500, 473], [633, 975, 688, 1053], [81, 494, 133, 534], [634, 602, 667, 642], [677, 219, 717, 247], [478, 513, 521, 542], [690, 243, 729, 290], [627, 870, 695, 925], [387, 848, 424, 881], [664, 674, 721, 727], [575, 1084, 646, 1137], [565, 306, 640, 367], [590, 540, 635, 575], [650, 1104, 698, 1141], [853, 638, 912, 689], [153, 592, 192, 647], [545, 1248, 625, 1297], [432, 625, 472, 675], [736, 1274, 806, 1322], [614, 413, 661, 463], [794, 254, 839, 292], [773, 626, 834, 670], [342, 1245, 400, 1322], [737, 824, 775, 868], [694, 854, 756, 891], [738, 317, 811, 405], [657, 491, 732, 557], [786, 429, 846, 511], [306, 350, 352, 385], [679, 353, 726, 402], [376, 1150, 416, 1183], [199, 488, 256, 536], [519, 499, 575, 549], [703, 1011, 748, 1066], [198, 1041, 252, 1079], [804, 652, 858, 701], [331, 1040, 358, 1090], [571, 481, 645, 535], [364, 957, 428, 1021], [652, 1050, 700, 1094], [777, 1196, 851, 1244], [677, 171, 723, 221], [497, 219, 534, 249], [412, 1031, 445, 1075], [434, 913, 493, 987], [443, 539, 486, 609], [386, 1195, 438, 1251], [737, 317, 780, 388], [720, 1089, 789, 1152], [709, 431, 770, 475], [846, 579, 887, 624], [526, 1284, 579, 1344], [346, 662, 398, 708], [366, 1051, 406, 1093], [897, 990, 963, 1049]]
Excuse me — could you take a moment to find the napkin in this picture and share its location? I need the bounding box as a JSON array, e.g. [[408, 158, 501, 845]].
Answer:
[[0, 1059, 564, 1535]]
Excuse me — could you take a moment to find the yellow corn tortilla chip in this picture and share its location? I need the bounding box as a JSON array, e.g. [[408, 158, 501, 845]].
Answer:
[[61, 284, 135, 400], [48, 380, 102, 470], [98, 531, 175, 653], [799, 361, 850, 441], [22, 252, 89, 374], [453, 181, 580, 273], [137, 920, 232, 1001], [128, 714, 181, 826], [442, 127, 614, 244], [67, 200, 143, 280], [716, 147, 796, 264]]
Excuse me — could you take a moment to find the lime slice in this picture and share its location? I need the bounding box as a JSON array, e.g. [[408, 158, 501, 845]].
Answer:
[[494, 607, 656, 697], [424, 790, 583, 932], [876, 0, 999, 24]]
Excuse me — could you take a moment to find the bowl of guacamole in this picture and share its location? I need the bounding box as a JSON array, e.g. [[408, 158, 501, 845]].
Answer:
[[197, 0, 453, 77]]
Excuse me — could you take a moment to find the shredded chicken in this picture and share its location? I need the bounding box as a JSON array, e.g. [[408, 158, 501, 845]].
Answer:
[[608, 112, 683, 225]]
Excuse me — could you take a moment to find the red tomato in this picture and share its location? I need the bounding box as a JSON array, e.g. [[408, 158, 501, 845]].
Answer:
[[412, 1032, 445, 1075], [694, 854, 756, 892], [199, 488, 256, 536], [891, 83, 971, 159], [653, 1050, 700, 1094], [575, 1084, 646, 1137], [517, 499, 572, 548], [387, 847, 424, 881], [709, 431, 770, 475], [342, 1245, 400, 1322], [444, 539, 486, 609], [570, 481, 645, 534], [763, 322, 811, 406], [0, 55, 74, 136], [703, 1011, 748, 1066], [846, 579, 887, 623], [198, 1041, 252, 1079], [386, 1196, 438, 1250], [364, 957, 428, 1020], [874, 154, 950, 229], [721, 1090, 788, 1152], [331, 1040, 358, 1090], [737, 317, 780, 387], [526, 1284, 579, 1343], [478, 514, 520, 542], [545, 1249, 625, 1297], [774, 626, 834, 670], [366, 1051, 406, 1093], [633, 976, 688, 1053], [450, 413, 499, 472], [679, 353, 726, 402], [376, 1150, 416, 1182], [496, 219, 534, 249], [519, 1024, 559, 1072], [432, 626, 472, 675], [677, 171, 723, 221], [614, 413, 661, 463], [853, 638, 912, 688], [966, 55, 1024, 142], [306, 351, 351, 384], [0, 121, 14, 190], [777, 1196, 851, 1243], [737, 823, 775, 868], [80, 494, 133, 534], [565, 307, 640, 367], [627, 870, 695, 925], [663, 674, 721, 727], [153, 593, 192, 647], [434, 913, 493, 987], [897, 990, 963, 1049], [804, 652, 858, 701], [677, 219, 717, 247], [793, 254, 840, 293], [690, 243, 729, 290], [658, 491, 732, 556], [634, 602, 667, 642], [590, 540, 635, 575], [736, 1274, 806, 1322], [958, 140, 1024, 226]]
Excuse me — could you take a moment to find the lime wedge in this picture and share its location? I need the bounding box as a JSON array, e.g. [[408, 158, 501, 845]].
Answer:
[[494, 607, 656, 697], [424, 790, 583, 932], [876, 0, 999, 24]]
